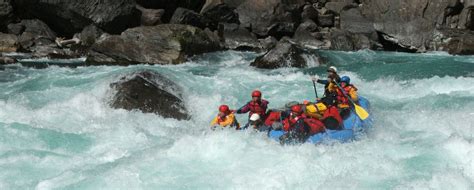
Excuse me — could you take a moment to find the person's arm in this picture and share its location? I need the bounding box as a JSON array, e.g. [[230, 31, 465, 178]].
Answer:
[[316, 79, 328, 85], [236, 102, 250, 114], [218, 114, 235, 127]]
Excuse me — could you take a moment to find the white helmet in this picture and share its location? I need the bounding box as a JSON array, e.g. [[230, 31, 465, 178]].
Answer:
[[250, 113, 260, 121], [327, 66, 337, 73]]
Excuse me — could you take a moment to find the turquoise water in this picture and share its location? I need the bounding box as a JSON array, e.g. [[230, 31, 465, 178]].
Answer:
[[0, 50, 473, 189]]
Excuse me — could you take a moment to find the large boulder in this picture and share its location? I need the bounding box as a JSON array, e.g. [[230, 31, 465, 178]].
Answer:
[[88, 24, 222, 65], [251, 38, 316, 69], [221, 23, 260, 50], [14, 0, 140, 36], [136, 5, 164, 26], [0, 33, 19, 52], [292, 20, 326, 48], [0, 0, 13, 29], [135, 0, 206, 22], [236, 0, 305, 38], [170, 8, 206, 28], [201, 3, 240, 30], [430, 28, 474, 55], [359, 0, 461, 52], [74, 24, 104, 47], [325, 0, 355, 15], [14, 19, 57, 50], [110, 71, 189, 120]]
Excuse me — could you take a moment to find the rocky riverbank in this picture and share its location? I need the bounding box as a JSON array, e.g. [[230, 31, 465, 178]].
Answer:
[[2, 0, 474, 68]]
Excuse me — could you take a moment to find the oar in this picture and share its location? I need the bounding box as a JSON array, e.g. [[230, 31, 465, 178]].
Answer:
[[333, 82, 369, 120], [311, 80, 320, 113], [312, 80, 319, 99]]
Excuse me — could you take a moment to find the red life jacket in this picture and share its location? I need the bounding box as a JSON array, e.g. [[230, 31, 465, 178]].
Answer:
[[303, 118, 325, 135], [336, 85, 351, 106], [249, 100, 267, 117], [264, 111, 281, 126], [322, 106, 343, 129], [283, 113, 306, 132]]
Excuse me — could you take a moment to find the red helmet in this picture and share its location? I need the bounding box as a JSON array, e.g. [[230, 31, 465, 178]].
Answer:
[[251, 90, 262, 97], [291, 105, 303, 114], [219, 105, 230, 113]]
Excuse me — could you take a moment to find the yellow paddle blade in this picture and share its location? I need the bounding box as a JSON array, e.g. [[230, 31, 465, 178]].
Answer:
[[354, 104, 369, 120]]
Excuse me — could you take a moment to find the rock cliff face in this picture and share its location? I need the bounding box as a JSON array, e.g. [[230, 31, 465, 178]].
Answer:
[[88, 24, 222, 65], [1, 0, 474, 67], [13, 0, 140, 36]]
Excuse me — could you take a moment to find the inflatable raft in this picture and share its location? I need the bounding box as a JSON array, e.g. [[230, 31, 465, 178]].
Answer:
[[268, 96, 372, 144]]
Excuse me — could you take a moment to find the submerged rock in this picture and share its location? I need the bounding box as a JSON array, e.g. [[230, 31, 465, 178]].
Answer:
[[110, 71, 190, 120], [88, 24, 222, 65]]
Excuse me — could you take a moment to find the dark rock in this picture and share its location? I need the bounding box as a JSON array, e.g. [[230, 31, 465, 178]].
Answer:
[[221, 23, 260, 50], [201, 3, 240, 30], [236, 0, 305, 37], [137, 6, 165, 26], [431, 28, 474, 55], [251, 39, 308, 69], [258, 36, 278, 51], [7, 23, 25, 35], [329, 29, 354, 51], [0, 56, 16, 64], [293, 20, 325, 48], [15, 19, 57, 50], [0, 0, 13, 29], [325, 0, 355, 15], [14, 0, 140, 37], [340, 7, 374, 34], [360, 0, 461, 52], [88, 24, 222, 65], [302, 4, 319, 21], [74, 25, 104, 47], [110, 71, 189, 120], [317, 14, 335, 27], [0, 33, 19, 52], [170, 8, 205, 28], [136, 0, 206, 22]]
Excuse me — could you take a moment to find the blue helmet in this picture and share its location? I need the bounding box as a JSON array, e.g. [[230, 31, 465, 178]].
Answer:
[[340, 76, 350, 84]]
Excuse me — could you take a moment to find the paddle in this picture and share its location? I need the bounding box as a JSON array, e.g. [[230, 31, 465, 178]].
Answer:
[[312, 80, 319, 99], [311, 80, 320, 113], [333, 81, 369, 120]]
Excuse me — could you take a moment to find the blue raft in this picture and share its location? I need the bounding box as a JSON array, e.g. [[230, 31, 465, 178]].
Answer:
[[268, 96, 372, 144]]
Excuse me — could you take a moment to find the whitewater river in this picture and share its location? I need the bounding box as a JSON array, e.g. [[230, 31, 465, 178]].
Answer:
[[0, 50, 473, 189]]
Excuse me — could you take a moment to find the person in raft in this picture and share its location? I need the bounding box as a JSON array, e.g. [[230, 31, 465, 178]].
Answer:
[[248, 113, 272, 132], [304, 98, 343, 130], [279, 105, 325, 144], [312, 66, 341, 97], [210, 105, 240, 130], [328, 76, 359, 119], [236, 90, 269, 129]]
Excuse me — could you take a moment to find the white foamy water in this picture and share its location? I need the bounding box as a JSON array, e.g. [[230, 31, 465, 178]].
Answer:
[[0, 51, 473, 189]]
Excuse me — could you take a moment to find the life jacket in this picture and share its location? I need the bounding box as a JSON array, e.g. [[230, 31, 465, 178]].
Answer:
[[264, 111, 281, 126], [248, 100, 268, 118], [303, 117, 325, 135], [283, 113, 306, 132], [216, 114, 240, 128], [336, 84, 356, 108], [322, 106, 343, 130]]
